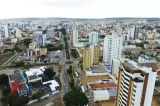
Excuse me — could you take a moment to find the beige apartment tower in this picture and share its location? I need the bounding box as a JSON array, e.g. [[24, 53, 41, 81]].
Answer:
[[93, 46, 100, 65], [83, 47, 92, 69]]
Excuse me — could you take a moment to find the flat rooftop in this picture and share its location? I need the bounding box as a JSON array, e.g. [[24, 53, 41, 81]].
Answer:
[[18, 84, 28, 91], [89, 83, 117, 90], [28, 75, 38, 80], [9, 70, 24, 82], [123, 60, 153, 73], [91, 65, 107, 73]]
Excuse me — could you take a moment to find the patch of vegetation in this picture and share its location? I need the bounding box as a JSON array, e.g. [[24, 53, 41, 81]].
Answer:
[[44, 44, 63, 51], [65, 61, 73, 64], [71, 49, 80, 59], [0, 53, 14, 65], [63, 89, 88, 106], [44, 68, 56, 79], [32, 89, 45, 100], [55, 75, 62, 90]]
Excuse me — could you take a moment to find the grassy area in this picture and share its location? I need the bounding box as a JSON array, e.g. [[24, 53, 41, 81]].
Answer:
[[55, 75, 62, 90], [0, 53, 15, 65], [71, 49, 80, 59], [65, 61, 73, 64]]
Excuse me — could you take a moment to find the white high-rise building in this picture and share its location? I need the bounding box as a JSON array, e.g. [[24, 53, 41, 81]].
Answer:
[[89, 32, 99, 44], [15, 28, 22, 38], [46, 27, 56, 38], [103, 35, 123, 65], [116, 60, 157, 106], [72, 29, 79, 43], [4, 25, 9, 38]]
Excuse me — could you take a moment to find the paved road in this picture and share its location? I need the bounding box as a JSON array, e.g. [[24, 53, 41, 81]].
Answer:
[[28, 35, 69, 106], [1, 53, 22, 67]]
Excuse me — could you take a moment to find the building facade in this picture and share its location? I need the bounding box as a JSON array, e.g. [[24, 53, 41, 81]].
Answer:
[[72, 29, 79, 43], [93, 46, 100, 65], [15, 28, 22, 38], [89, 31, 99, 44], [103, 36, 123, 65], [83, 47, 91, 69], [115, 60, 157, 106], [46, 27, 56, 38]]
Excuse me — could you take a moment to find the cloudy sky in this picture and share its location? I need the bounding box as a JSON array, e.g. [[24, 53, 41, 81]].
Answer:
[[0, 0, 159, 19]]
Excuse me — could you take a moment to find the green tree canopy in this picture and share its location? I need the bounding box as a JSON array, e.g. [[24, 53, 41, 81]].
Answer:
[[24, 39, 32, 47], [61, 28, 66, 35], [12, 95, 29, 106], [44, 68, 56, 79], [15, 61, 25, 67], [1, 92, 18, 105], [32, 89, 45, 100], [63, 90, 88, 106], [0, 74, 9, 87], [2, 88, 10, 96]]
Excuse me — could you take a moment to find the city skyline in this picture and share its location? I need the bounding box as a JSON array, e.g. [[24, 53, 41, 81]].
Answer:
[[0, 0, 160, 19]]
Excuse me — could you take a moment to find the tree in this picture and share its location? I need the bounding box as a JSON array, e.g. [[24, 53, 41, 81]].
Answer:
[[24, 39, 32, 47], [69, 79, 75, 90], [44, 68, 56, 79], [12, 95, 29, 106], [67, 68, 72, 74], [0, 74, 9, 87], [2, 88, 10, 96], [32, 89, 45, 100], [1, 92, 18, 105], [63, 90, 88, 106], [61, 28, 66, 35], [42, 75, 49, 82], [15, 61, 25, 67]]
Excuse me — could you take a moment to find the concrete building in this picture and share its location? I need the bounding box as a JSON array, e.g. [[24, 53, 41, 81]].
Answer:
[[115, 60, 157, 106], [29, 41, 37, 49], [103, 35, 123, 65], [93, 45, 100, 65], [46, 27, 56, 38], [8, 69, 29, 96], [72, 29, 79, 43], [40, 48, 47, 56], [89, 31, 99, 44], [4, 25, 9, 38], [83, 46, 92, 69], [37, 34, 45, 47], [15, 28, 22, 38], [87, 80, 117, 101], [111, 59, 120, 74]]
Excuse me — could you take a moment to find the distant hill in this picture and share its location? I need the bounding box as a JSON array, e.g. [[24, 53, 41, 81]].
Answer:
[[1, 17, 160, 21]]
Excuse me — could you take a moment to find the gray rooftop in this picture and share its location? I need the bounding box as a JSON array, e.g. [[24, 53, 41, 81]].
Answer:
[[91, 65, 107, 73]]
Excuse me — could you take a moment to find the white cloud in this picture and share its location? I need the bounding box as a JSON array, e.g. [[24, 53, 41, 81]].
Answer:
[[0, 0, 159, 19]]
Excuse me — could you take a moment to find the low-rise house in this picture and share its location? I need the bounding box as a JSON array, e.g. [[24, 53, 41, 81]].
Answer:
[[87, 80, 117, 101], [8, 69, 29, 96]]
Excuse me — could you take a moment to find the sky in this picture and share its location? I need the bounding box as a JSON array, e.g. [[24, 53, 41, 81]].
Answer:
[[0, 0, 159, 19]]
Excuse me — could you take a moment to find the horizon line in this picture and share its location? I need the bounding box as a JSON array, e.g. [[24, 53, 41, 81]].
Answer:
[[1, 17, 160, 20]]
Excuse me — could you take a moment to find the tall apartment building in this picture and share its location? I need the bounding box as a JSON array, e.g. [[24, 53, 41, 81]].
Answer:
[[83, 46, 92, 69], [72, 29, 79, 43], [4, 25, 9, 38], [128, 27, 139, 40], [93, 46, 100, 65], [103, 35, 123, 65], [15, 28, 22, 38], [89, 31, 99, 44], [90, 45, 100, 65], [46, 27, 56, 38], [116, 60, 157, 106]]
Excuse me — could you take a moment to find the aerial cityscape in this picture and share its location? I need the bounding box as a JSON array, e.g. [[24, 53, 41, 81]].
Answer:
[[1, 0, 160, 106]]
